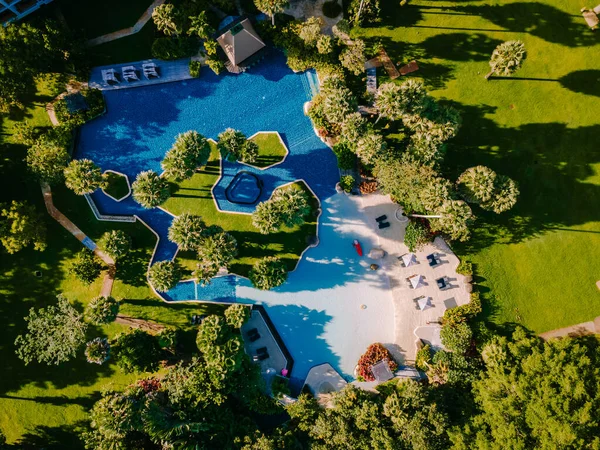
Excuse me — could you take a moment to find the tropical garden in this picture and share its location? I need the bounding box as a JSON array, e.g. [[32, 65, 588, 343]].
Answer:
[[1, 0, 599, 447]]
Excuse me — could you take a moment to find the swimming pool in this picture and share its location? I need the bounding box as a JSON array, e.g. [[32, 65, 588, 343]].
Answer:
[[76, 52, 395, 384], [225, 171, 262, 204]]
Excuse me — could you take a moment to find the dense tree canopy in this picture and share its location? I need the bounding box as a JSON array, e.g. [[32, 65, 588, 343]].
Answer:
[[161, 130, 210, 181], [85, 296, 120, 325], [26, 140, 70, 185], [168, 213, 206, 251], [132, 171, 170, 208], [15, 294, 87, 365], [252, 186, 311, 234], [0, 200, 47, 254], [113, 329, 162, 373], [98, 230, 131, 261], [148, 260, 182, 293], [64, 159, 106, 195], [248, 256, 288, 290]]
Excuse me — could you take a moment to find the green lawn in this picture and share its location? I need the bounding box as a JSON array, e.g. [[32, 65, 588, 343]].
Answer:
[[0, 83, 224, 445], [56, 0, 155, 39], [103, 171, 130, 201], [355, 0, 600, 332], [163, 145, 319, 277], [249, 132, 288, 168]]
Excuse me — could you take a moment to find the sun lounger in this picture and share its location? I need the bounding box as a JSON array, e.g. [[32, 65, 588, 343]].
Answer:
[[375, 215, 387, 222], [143, 62, 160, 79], [427, 254, 440, 267], [253, 347, 269, 361], [102, 69, 120, 85], [247, 328, 260, 342], [378, 221, 390, 229], [436, 277, 448, 290], [122, 66, 139, 82]]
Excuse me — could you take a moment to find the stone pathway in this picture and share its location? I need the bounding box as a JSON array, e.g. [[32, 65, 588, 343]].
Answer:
[[86, 0, 166, 47], [539, 316, 600, 340], [41, 183, 116, 297]]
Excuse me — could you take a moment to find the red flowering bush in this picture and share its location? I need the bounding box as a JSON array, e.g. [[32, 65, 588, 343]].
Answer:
[[137, 377, 161, 393], [357, 343, 398, 382]]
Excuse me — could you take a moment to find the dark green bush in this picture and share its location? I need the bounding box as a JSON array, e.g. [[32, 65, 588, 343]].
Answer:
[[456, 260, 473, 276], [403, 220, 432, 252], [339, 175, 355, 193], [332, 142, 356, 170], [415, 344, 432, 371], [152, 37, 198, 60], [189, 60, 202, 78], [322, 1, 342, 18], [206, 55, 225, 75], [54, 89, 105, 126]]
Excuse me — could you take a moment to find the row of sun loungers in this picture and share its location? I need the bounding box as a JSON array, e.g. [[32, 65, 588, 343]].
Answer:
[[101, 63, 160, 85], [246, 328, 270, 361], [376, 214, 391, 229]]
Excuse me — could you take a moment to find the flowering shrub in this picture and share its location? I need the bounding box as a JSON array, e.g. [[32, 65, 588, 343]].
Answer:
[[137, 377, 161, 393], [357, 343, 397, 382]]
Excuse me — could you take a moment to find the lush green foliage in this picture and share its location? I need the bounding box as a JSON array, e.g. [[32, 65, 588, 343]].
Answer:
[[189, 60, 202, 78], [168, 213, 206, 251], [14, 294, 87, 366], [195, 227, 238, 284], [356, 343, 397, 382], [103, 171, 130, 200], [152, 3, 182, 36], [85, 337, 111, 365], [248, 256, 288, 290], [113, 329, 162, 373], [99, 229, 131, 260], [332, 142, 356, 170], [339, 39, 366, 76], [85, 296, 120, 325], [252, 185, 311, 234], [151, 37, 197, 60], [415, 344, 432, 371], [348, 0, 381, 25], [132, 170, 170, 208], [162, 130, 210, 181], [0, 200, 47, 254], [64, 159, 106, 195], [217, 128, 258, 163], [69, 249, 103, 285], [457, 166, 519, 213], [404, 220, 432, 252], [26, 140, 70, 185], [488, 40, 526, 77], [206, 55, 225, 75], [254, 0, 288, 24], [339, 175, 355, 193], [54, 89, 106, 127], [148, 260, 182, 293], [455, 260, 473, 276]]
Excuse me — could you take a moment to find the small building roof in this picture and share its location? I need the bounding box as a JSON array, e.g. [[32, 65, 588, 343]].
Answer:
[[217, 18, 265, 66], [370, 360, 394, 382]]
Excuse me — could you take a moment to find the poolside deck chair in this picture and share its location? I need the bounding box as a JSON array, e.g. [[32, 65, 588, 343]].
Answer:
[[122, 66, 139, 82], [436, 277, 448, 290], [375, 214, 387, 222], [378, 221, 391, 229], [247, 328, 261, 342], [143, 62, 160, 79], [427, 253, 440, 267], [253, 347, 269, 361], [102, 68, 120, 85]]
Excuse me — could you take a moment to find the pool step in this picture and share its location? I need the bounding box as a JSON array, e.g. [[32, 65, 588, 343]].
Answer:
[[300, 71, 319, 100]]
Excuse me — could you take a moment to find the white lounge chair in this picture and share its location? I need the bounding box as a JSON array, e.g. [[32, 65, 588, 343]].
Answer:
[[142, 62, 160, 79], [122, 66, 139, 82], [101, 69, 119, 85]]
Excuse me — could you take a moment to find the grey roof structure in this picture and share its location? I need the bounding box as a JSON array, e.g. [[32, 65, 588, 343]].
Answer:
[[217, 18, 266, 67], [370, 360, 395, 382]]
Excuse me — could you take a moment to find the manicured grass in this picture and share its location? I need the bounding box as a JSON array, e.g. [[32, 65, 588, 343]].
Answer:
[[56, 0, 155, 39], [0, 86, 224, 444], [355, 0, 600, 332], [87, 21, 157, 67], [249, 132, 288, 168], [162, 145, 319, 277], [103, 171, 130, 201]]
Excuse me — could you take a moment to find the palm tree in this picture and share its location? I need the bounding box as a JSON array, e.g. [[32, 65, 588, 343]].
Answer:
[[254, 0, 288, 25], [456, 166, 496, 204], [486, 40, 526, 79]]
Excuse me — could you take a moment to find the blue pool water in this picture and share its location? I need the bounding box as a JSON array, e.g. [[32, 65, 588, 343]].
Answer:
[[76, 52, 395, 384], [225, 171, 262, 204]]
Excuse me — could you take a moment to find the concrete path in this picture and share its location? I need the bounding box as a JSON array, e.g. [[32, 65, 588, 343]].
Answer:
[[539, 316, 600, 340], [86, 0, 166, 47], [41, 183, 116, 297], [357, 193, 471, 364]]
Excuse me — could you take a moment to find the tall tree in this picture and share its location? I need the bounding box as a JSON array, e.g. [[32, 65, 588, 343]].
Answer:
[[69, 249, 103, 285], [355, 132, 387, 165], [85, 337, 111, 365], [484, 174, 519, 213], [26, 140, 70, 185], [113, 329, 162, 373], [298, 16, 323, 46], [161, 130, 210, 181], [98, 230, 131, 260], [217, 128, 247, 161], [152, 3, 182, 36], [248, 256, 288, 290], [196, 228, 237, 284], [64, 159, 106, 195], [457, 166, 519, 213], [486, 40, 526, 79], [14, 294, 87, 365], [320, 77, 358, 124], [339, 39, 366, 76], [429, 199, 474, 242], [187, 11, 215, 39], [168, 213, 206, 251], [132, 171, 171, 208], [85, 296, 120, 325], [0, 200, 46, 254], [148, 260, 182, 293], [254, 0, 289, 25], [375, 82, 403, 122]]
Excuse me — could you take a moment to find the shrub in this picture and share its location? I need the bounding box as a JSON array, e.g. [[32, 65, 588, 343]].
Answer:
[[85, 337, 111, 364], [249, 256, 288, 290], [157, 327, 178, 352], [54, 89, 105, 126], [442, 292, 482, 327], [113, 329, 162, 373], [99, 230, 131, 260], [440, 321, 473, 354], [322, 0, 342, 18], [403, 220, 432, 252], [69, 249, 103, 285], [225, 304, 250, 329], [189, 60, 202, 77], [456, 260, 473, 276], [332, 142, 356, 170], [151, 37, 197, 60], [148, 260, 182, 293], [357, 343, 397, 382], [206, 55, 225, 74], [64, 159, 106, 195], [271, 375, 291, 398], [26, 140, 69, 185], [86, 296, 120, 325], [415, 344, 432, 371], [339, 175, 355, 193]]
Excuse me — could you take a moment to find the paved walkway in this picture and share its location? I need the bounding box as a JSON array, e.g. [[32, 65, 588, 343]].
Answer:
[[41, 183, 116, 297], [357, 193, 471, 364], [86, 0, 166, 47], [539, 316, 600, 340]]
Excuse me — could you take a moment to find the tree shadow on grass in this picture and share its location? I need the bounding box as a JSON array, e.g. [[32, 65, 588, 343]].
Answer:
[[455, 2, 599, 47], [440, 102, 600, 256], [559, 70, 600, 97], [14, 423, 87, 450]]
